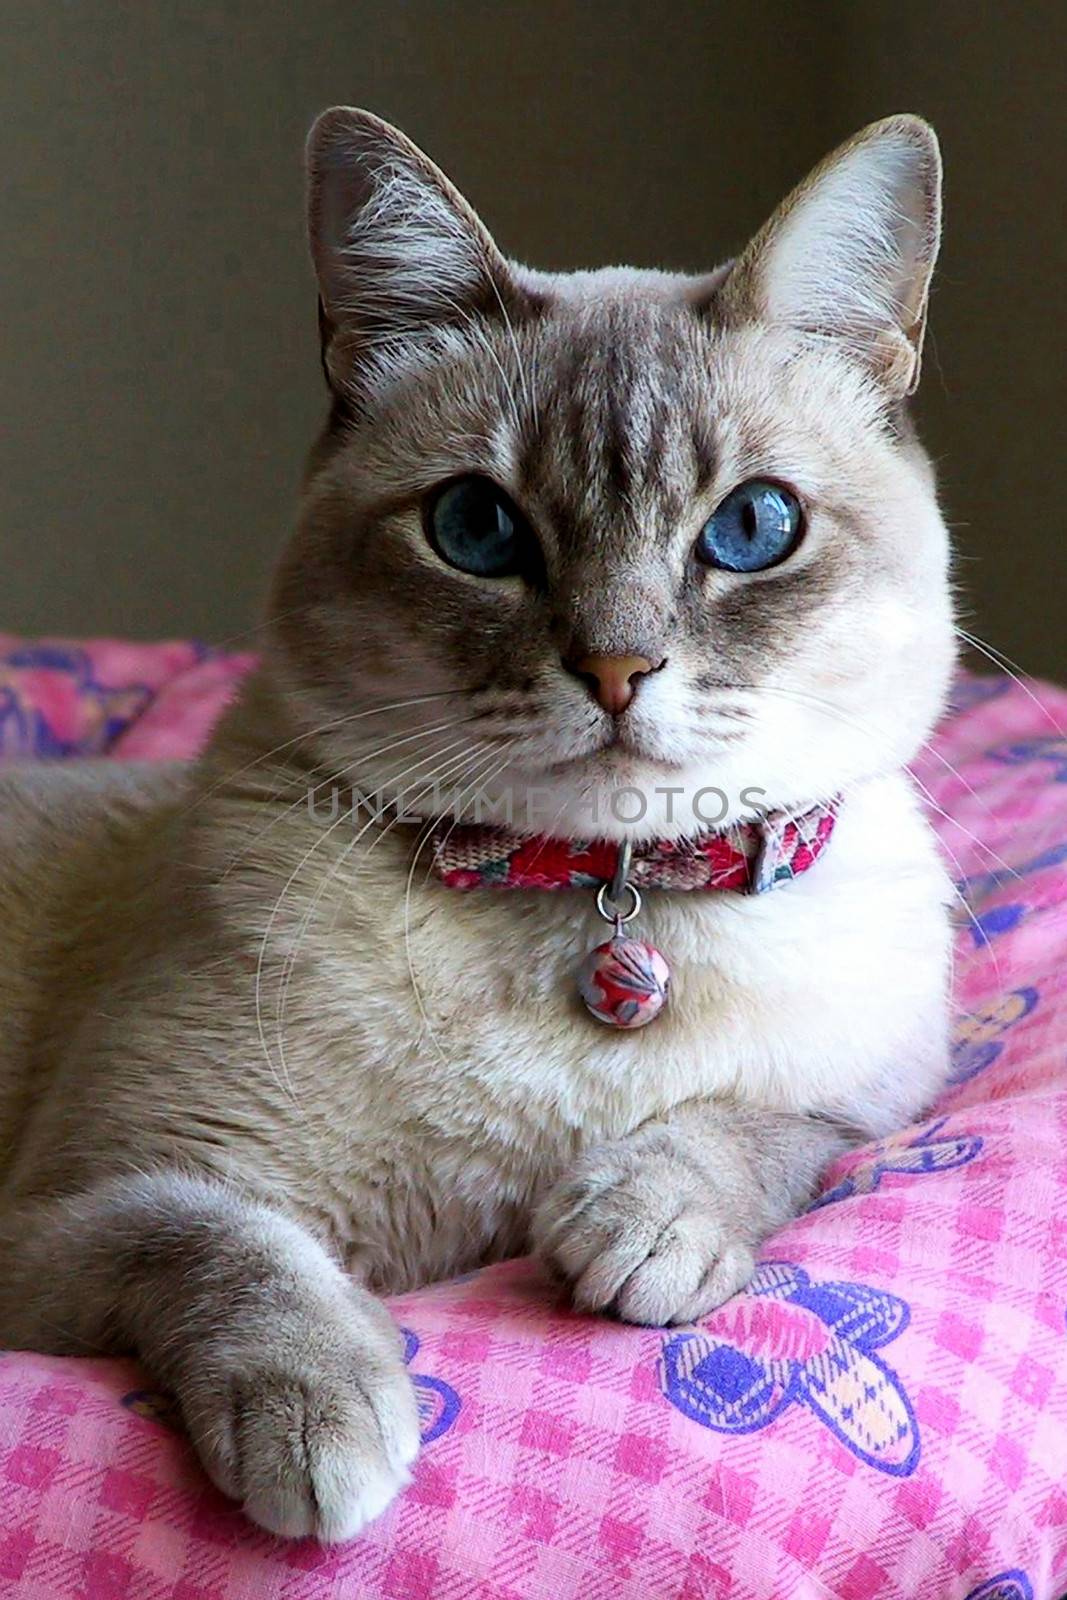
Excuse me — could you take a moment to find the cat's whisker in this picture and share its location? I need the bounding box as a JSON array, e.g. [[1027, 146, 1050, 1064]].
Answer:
[[904, 770, 1020, 885], [272, 733, 494, 1085], [402, 742, 517, 1070], [956, 627, 1067, 741], [420, 741, 582, 891], [911, 735, 1009, 833], [215, 772, 344, 883], [360, 741, 497, 872], [208, 602, 317, 651], [255, 800, 353, 1106], [737, 681, 1019, 879], [321, 736, 502, 961], [274, 737, 504, 1150], [459, 304, 526, 441], [724, 683, 1015, 974], [255, 723, 482, 1099], [755, 735, 996, 993], [823, 766, 1003, 988], [774, 685, 1014, 875], [186, 690, 465, 819], [217, 713, 482, 881], [418, 753, 505, 888], [485, 274, 534, 423], [430, 289, 525, 441]]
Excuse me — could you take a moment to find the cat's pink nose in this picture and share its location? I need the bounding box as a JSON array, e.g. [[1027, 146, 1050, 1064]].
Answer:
[[566, 653, 660, 715]]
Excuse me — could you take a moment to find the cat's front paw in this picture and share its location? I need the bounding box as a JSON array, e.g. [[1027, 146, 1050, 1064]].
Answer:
[[533, 1129, 757, 1326], [179, 1296, 420, 1542]]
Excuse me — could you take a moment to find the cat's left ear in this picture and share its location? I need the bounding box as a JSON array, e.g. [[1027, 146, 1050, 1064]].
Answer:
[[306, 107, 522, 395], [716, 115, 942, 396]]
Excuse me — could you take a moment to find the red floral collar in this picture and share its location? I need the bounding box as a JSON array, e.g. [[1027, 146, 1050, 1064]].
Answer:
[[429, 802, 838, 898]]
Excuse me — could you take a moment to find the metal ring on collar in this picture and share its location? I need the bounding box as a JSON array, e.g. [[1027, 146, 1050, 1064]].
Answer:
[[596, 879, 642, 924]]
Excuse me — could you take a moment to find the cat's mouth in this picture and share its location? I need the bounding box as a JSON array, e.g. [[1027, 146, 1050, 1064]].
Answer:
[[545, 733, 686, 776]]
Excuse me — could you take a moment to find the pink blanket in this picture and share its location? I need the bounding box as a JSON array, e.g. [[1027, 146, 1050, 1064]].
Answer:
[[1, 639, 1066, 1598]]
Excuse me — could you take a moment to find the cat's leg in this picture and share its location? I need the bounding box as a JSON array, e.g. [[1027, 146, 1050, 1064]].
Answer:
[[0, 1171, 419, 1541], [532, 1102, 854, 1326]]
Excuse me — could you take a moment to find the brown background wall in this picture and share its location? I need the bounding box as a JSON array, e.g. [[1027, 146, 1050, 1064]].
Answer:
[[3, 1, 1064, 675]]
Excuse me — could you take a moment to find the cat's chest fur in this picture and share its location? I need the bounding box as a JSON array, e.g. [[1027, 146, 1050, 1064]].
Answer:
[[208, 769, 950, 1287], [0, 761, 950, 1297]]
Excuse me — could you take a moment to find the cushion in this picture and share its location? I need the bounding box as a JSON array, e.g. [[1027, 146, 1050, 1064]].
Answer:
[[1, 638, 1066, 1598], [0, 636, 256, 762]]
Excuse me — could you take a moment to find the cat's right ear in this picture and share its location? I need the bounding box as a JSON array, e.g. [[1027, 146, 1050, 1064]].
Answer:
[[306, 107, 520, 396], [713, 115, 942, 397]]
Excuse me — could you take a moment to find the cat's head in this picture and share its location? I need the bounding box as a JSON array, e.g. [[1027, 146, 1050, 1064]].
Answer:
[[268, 108, 953, 840]]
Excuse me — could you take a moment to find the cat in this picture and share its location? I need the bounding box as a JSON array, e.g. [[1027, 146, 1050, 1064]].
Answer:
[[0, 107, 954, 1542]]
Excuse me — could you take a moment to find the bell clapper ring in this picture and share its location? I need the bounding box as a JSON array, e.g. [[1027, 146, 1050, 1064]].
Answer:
[[595, 840, 641, 935]]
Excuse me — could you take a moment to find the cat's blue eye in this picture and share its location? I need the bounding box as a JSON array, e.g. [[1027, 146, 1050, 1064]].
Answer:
[[427, 476, 525, 577], [696, 480, 803, 573]]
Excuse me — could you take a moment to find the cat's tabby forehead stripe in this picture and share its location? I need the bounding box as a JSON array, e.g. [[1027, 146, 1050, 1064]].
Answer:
[[518, 307, 718, 546]]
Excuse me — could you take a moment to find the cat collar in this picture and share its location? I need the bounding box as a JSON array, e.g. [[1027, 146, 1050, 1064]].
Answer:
[[428, 803, 838, 1029]]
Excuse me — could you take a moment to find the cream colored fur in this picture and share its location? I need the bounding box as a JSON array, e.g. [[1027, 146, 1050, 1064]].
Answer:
[[0, 110, 953, 1541]]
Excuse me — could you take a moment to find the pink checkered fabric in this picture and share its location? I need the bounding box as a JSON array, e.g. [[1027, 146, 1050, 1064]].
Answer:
[[2, 647, 1067, 1598]]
